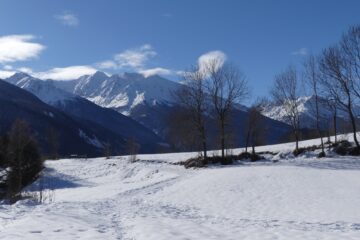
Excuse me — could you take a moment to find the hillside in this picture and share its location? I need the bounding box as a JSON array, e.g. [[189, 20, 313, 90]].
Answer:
[[5, 73, 167, 154], [0, 79, 126, 157], [47, 71, 292, 147], [1, 136, 360, 239]]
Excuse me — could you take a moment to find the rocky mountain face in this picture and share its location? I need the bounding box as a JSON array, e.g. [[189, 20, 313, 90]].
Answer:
[[49, 71, 293, 148], [5, 70, 360, 153], [4, 73, 167, 154], [0, 79, 126, 157]]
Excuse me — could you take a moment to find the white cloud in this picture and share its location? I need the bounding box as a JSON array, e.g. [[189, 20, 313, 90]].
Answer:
[[0, 35, 45, 63], [3, 65, 13, 70], [198, 50, 227, 73], [34, 65, 97, 80], [55, 12, 79, 27], [175, 70, 186, 76], [97, 60, 117, 69], [99, 44, 157, 70], [0, 70, 15, 79], [292, 47, 308, 56], [114, 44, 157, 69], [0, 42, 177, 81], [17, 67, 34, 74], [139, 67, 173, 77]]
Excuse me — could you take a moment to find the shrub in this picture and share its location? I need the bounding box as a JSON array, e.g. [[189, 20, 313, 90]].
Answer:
[[183, 157, 206, 169], [3, 120, 43, 203], [238, 152, 264, 161], [348, 147, 360, 156], [333, 140, 352, 156], [293, 148, 306, 156], [317, 151, 326, 158]]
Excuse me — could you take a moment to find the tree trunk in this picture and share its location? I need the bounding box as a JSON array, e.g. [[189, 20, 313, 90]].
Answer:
[[295, 130, 299, 152], [319, 134, 324, 153], [220, 117, 225, 163], [201, 126, 208, 164], [245, 130, 250, 153], [348, 105, 360, 148], [315, 96, 325, 153], [333, 110, 337, 143]]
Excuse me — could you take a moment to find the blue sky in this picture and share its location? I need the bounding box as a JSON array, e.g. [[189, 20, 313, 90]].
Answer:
[[0, 0, 360, 99]]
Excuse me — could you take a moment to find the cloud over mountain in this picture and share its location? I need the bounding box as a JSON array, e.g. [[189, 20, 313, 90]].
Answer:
[[0, 35, 45, 63]]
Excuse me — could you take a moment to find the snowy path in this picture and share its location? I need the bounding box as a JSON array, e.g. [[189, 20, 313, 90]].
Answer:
[[1, 153, 360, 239]]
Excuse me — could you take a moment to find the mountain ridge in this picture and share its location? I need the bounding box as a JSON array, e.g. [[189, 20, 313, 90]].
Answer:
[[0, 78, 126, 157], [5, 73, 167, 154]]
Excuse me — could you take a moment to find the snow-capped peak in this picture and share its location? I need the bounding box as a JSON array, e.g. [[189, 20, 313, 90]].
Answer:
[[261, 95, 353, 128], [67, 72, 181, 114], [5, 72, 77, 105], [92, 71, 109, 79]]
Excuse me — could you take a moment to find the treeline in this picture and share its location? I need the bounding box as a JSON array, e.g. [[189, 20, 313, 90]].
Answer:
[[271, 24, 360, 156], [0, 119, 43, 203], [172, 59, 250, 165], [172, 24, 360, 164]]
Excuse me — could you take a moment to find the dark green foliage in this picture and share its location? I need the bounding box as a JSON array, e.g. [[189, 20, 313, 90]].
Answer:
[[293, 145, 318, 156], [317, 151, 326, 158], [0, 119, 43, 203], [0, 135, 8, 168], [293, 148, 306, 156], [348, 147, 360, 156], [238, 152, 264, 161], [332, 140, 352, 156], [181, 155, 235, 168]]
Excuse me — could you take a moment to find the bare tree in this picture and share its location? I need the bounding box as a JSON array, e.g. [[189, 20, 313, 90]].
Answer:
[[126, 137, 139, 163], [340, 25, 360, 99], [245, 104, 265, 155], [166, 107, 199, 151], [303, 54, 325, 155], [174, 65, 209, 163], [206, 59, 249, 163], [319, 46, 360, 148], [271, 66, 301, 152], [325, 97, 338, 144], [244, 98, 268, 154]]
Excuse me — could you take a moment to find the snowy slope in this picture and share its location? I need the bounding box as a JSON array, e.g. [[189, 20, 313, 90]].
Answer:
[[1, 135, 360, 239]]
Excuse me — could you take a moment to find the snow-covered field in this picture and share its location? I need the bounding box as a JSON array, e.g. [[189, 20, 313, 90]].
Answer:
[[1, 136, 360, 239]]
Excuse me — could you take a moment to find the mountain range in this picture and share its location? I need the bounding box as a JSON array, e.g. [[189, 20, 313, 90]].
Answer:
[[9, 71, 292, 147], [5, 70, 348, 156], [0, 79, 125, 157], [2, 73, 167, 156], [260, 95, 359, 130]]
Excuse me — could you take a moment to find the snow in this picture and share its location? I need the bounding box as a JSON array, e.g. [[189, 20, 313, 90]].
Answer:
[[1, 136, 360, 239], [68, 72, 181, 114], [78, 129, 103, 149], [131, 91, 145, 109], [5, 73, 76, 105]]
